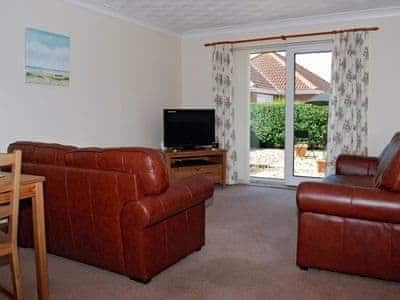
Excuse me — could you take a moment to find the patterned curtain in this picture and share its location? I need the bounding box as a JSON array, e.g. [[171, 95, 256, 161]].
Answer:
[[326, 32, 370, 175], [212, 44, 238, 184]]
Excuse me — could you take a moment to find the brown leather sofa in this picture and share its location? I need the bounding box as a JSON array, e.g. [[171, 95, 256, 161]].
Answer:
[[296, 132, 400, 281], [8, 141, 214, 282]]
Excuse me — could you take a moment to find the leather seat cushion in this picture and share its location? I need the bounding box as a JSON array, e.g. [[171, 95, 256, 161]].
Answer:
[[323, 175, 375, 188]]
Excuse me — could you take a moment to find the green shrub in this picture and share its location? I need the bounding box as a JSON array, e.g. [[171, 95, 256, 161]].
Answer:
[[250, 101, 328, 149]]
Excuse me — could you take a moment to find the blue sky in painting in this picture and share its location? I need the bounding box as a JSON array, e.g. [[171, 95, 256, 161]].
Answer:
[[26, 28, 70, 72]]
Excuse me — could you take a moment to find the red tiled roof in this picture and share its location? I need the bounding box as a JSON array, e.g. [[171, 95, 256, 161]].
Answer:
[[250, 53, 330, 93], [250, 65, 276, 91]]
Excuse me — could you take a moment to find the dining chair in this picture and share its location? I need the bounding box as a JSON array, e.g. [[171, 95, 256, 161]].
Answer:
[[0, 150, 23, 299]]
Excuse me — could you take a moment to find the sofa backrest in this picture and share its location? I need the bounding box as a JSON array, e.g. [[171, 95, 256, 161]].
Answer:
[[8, 142, 169, 196], [8, 141, 77, 166], [374, 132, 400, 192], [65, 148, 169, 196]]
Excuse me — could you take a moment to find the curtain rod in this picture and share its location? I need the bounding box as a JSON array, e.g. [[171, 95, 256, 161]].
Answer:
[[204, 27, 379, 47]]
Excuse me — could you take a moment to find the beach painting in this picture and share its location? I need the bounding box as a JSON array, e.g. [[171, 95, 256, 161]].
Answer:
[[25, 28, 70, 86]]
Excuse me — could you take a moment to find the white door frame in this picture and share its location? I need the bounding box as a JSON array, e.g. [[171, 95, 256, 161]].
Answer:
[[285, 42, 332, 186], [247, 41, 332, 186]]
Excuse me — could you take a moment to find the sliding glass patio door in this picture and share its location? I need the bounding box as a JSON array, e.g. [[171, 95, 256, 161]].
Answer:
[[249, 42, 332, 185], [249, 50, 287, 181]]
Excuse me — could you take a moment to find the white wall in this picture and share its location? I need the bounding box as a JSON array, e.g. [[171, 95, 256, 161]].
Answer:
[[0, 0, 181, 151], [181, 15, 400, 180]]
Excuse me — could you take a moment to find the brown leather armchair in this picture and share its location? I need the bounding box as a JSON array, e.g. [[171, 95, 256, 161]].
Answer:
[[8, 142, 214, 283], [296, 132, 400, 281]]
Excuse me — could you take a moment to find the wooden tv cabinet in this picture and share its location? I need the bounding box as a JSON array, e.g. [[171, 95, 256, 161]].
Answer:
[[163, 149, 226, 187]]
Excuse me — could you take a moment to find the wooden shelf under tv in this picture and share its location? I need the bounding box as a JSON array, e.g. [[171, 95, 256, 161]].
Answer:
[[163, 149, 226, 187]]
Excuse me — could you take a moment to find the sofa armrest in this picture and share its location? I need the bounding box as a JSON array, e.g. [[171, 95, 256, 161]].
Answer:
[[336, 154, 378, 176], [121, 175, 213, 229], [297, 182, 400, 224]]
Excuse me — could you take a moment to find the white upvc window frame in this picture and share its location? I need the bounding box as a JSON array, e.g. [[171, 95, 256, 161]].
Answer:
[[246, 40, 332, 186]]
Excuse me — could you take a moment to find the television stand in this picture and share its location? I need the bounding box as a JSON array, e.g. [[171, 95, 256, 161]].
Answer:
[[163, 149, 226, 187]]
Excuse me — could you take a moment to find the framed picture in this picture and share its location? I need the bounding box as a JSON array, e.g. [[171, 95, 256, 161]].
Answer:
[[25, 28, 70, 86]]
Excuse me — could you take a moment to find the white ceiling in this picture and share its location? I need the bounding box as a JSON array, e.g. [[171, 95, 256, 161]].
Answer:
[[65, 0, 400, 36]]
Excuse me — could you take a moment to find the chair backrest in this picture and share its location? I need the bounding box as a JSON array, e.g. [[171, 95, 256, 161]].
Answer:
[[0, 151, 22, 244]]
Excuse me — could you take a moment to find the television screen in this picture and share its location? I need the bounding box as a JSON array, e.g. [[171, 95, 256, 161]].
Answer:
[[164, 109, 215, 149]]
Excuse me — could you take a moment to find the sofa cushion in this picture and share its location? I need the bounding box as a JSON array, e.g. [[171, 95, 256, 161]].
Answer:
[[374, 133, 400, 184], [8, 141, 76, 166], [335, 155, 378, 176], [65, 148, 169, 195], [374, 132, 400, 192], [8, 142, 36, 163], [297, 182, 400, 224], [63, 148, 101, 169], [378, 150, 400, 192], [323, 175, 375, 188]]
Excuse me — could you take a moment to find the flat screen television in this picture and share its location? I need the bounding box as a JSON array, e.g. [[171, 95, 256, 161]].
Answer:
[[164, 109, 215, 149]]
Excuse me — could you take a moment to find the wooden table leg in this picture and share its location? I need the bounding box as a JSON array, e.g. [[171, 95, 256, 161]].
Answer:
[[31, 182, 49, 300]]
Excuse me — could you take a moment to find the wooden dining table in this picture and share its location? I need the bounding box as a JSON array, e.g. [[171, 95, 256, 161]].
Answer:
[[0, 171, 48, 300]]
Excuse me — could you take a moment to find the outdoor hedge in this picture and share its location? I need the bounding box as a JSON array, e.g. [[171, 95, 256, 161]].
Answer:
[[250, 101, 328, 149]]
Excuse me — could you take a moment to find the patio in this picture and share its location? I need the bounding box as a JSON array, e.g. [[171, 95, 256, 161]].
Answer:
[[250, 148, 326, 179]]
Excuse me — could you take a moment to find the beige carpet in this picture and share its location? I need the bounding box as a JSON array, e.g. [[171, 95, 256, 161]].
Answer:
[[0, 185, 399, 299]]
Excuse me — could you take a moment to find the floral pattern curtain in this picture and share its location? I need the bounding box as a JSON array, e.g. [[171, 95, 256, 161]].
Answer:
[[326, 32, 370, 175], [212, 44, 238, 184]]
